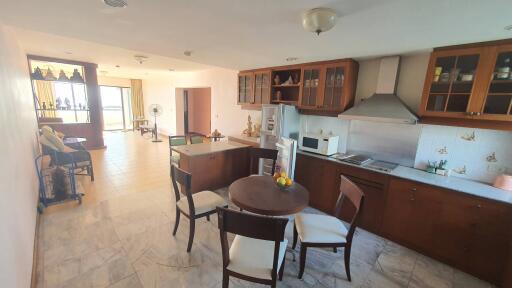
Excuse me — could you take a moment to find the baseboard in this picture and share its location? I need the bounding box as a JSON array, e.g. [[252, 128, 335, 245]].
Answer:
[[30, 211, 41, 288]]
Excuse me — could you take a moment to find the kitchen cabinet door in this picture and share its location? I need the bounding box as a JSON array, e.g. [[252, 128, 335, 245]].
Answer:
[[299, 65, 324, 109], [253, 71, 271, 105], [382, 178, 442, 251], [476, 44, 512, 121], [420, 47, 486, 119], [238, 72, 254, 105]]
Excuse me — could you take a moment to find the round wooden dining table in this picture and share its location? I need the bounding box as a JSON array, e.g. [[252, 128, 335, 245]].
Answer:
[[229, 175, 309, 216]]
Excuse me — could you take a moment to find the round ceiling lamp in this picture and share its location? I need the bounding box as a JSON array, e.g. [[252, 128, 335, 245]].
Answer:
[[302, 8, 338, 35]]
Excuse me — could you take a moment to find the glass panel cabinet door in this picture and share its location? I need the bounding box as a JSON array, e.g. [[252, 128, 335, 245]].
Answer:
[[301, 68, 320, 107], [426, 54, 479, 113], [323, 66, 345, 108], [483, 50, 512, 116], [238, 75, 246, 103], [254, 74, 262, 104], [261, 73, 270, 104]]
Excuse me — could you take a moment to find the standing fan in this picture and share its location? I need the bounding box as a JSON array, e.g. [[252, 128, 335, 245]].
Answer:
[[149, 104, 163, 142]]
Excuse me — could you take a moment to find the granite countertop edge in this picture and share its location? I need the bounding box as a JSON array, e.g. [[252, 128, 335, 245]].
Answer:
[[297, 150, 512, 205], [172, 141, 250, 156]]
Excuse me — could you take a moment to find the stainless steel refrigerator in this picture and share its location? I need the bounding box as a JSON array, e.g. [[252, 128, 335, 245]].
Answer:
[[259, 104, 300, 178]]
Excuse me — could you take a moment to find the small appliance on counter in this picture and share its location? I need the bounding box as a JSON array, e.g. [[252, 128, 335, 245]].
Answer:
[[299, 132, 339, 156]]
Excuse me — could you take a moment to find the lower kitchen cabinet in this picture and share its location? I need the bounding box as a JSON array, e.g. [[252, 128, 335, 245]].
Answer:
[[295, 153, 512, 286], [382, 177, 512, 285]]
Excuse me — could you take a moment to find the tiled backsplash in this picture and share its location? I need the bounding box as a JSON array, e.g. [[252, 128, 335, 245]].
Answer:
[[415, 125, 512, 183], [300, 115, 512, 184]]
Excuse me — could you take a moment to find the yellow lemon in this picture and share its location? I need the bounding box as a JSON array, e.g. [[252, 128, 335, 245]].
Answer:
[[280, 171, 287, 178], [285, 178, 293, 186]]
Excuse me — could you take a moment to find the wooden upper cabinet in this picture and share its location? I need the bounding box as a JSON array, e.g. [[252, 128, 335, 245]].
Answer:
[[419, 40, 512, 128], [237, 72, 254, 105], [238, 58, 358, 114]]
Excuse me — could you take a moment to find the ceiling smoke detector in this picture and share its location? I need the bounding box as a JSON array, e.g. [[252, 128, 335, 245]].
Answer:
[[134, 55, 148, 64], [286, 57, 298, 62], [103, 0, 127, 8], [302, 7, 338, 35], [184, 51, 192, 57]]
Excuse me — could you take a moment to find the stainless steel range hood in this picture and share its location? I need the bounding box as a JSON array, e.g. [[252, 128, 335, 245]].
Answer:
[[338, 56, 418, 124]]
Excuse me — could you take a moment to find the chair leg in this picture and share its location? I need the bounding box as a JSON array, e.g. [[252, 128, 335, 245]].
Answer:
[[172, 209, 180, 236], [89, 165, 94, 181], [187, 218, 195, 252], [222, 272, 229, 288], [279, 255, 286, 281], [333, 247, 337, 253], [298, 245, 307, 279], [344, 245, 352, 282], [292, 224, 298, 250], [206, 215, 210, 221]]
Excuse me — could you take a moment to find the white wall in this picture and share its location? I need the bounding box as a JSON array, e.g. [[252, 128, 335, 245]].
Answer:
[[97, 76, 131, 87], [142, 68, 260, 137], [0, 24, 39, 288]]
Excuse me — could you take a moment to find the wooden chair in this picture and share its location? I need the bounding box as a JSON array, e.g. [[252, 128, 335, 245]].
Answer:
[[188, 132, 206, 144], [171, 165, 227, 252], [292, 175, 365, 281], [249, 147, 278, 176], [217, 207, 288, 288], [169, 135, 187, 166]]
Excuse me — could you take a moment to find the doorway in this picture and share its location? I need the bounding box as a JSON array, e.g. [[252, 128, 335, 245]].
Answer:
[[100, 86, 133, 131], [176, 87, 211, 135]]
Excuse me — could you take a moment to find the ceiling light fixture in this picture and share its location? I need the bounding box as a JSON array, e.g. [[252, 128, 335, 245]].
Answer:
[[184, 51, 192, 56], [115, 65, 120, 68], [103, 0, 127, 8], [505, 25, 512, 31], [168, 68, 175, 72], [134, 55, 148, 64], [286, 57, 298, 62], [302, 7, 338, 35]]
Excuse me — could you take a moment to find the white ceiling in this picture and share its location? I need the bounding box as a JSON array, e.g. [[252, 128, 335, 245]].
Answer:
[[1, 0, 512, 74]]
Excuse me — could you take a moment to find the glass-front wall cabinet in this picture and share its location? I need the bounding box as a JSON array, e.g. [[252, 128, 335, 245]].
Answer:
[[254, 71, 270, 105], [426, 54, 480, 114], [483, 48, 512, 117], [323, 65, 345, 109], [301, 67, 321, 107], [30, 59, 90, 124], [238, 72, 253, 104]]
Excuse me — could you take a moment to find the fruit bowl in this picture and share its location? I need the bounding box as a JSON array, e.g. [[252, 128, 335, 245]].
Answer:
[[273, 172, 293, 190]]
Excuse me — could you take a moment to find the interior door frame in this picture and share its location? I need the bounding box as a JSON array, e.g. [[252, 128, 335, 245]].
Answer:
[[100, 85, 130, 131]]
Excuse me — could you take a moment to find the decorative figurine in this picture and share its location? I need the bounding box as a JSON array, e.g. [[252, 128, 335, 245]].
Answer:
[[282, 76, 294, 85], [64, 97, 71, 110], [242, 115, 253, 137], [275, 90, 282, 101], [55, 97, 62, 110], [293, 73, 300, 84], [274, 75, 280, 85], [42, 102, 47, 110], [49, 102, 54, 110], [486, 152, 498, 163], [252, 123, 261, 138]]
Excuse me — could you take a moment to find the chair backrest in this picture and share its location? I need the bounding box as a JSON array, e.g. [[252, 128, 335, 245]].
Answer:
[[170, 165, 195, 215], [249, 147, 278, 175], [216, 207, 288, 277], [188, 132, 206, 144], [333, 175, 365, 243], [169, 135, 187, 157]]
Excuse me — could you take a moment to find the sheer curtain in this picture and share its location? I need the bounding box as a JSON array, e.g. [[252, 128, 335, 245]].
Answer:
[[130, 79, 145, 120]]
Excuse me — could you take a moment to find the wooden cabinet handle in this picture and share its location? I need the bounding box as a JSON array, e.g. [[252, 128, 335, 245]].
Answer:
[[411, 187, 417, 191], [476, 204, 482, 208]]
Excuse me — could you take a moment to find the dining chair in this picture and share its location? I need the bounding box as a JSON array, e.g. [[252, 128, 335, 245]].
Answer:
[[292, 175, 365, 281], [189, 132, 206, 144], [169, 135, 187, 166], [216, 207, 288, 288], [249, 147, 278, 176], [171, 165, 227, 252]]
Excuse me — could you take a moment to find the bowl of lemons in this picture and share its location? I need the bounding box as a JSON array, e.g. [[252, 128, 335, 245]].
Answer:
[[273, 171, 293, 190]]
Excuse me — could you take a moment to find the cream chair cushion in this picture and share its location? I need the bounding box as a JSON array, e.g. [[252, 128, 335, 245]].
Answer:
[[295, 213, 348, 244], [41, 128, 66, 152], [227, 235, 287, 280], [40, 136, 59, 151], [177, 191, 226, 215]]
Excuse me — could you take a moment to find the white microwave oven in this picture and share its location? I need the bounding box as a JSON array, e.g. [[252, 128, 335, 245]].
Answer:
[[299, 133, 339, 156]]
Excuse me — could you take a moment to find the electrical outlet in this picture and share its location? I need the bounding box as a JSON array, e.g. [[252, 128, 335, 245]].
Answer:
[[487, 164, 507, 174]]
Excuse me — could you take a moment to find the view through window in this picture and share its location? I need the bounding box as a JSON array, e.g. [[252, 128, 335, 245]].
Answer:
[[100, 86, 133, 131]]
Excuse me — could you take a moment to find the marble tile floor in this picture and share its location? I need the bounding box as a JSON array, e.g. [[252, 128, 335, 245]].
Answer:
[[36, 132, 495, 288]]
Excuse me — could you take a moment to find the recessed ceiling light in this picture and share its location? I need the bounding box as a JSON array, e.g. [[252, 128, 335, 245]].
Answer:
[[168, 68, 175, 72], [103, 0, 127, 8], [115, 65, 120, 68], [286, 57, 298, 62], [134, 55, 148, 64], [505, 25, 512, 31], [184, 51, 192, 56]]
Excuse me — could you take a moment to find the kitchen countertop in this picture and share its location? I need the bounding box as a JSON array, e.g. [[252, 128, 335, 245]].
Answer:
[[297, 150, 512, 205], [228, 135, 260, 144], [172, 141, 249, 157]]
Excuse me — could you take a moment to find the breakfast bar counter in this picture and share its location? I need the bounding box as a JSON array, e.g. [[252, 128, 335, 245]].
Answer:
[[172, 141, 250, 193]]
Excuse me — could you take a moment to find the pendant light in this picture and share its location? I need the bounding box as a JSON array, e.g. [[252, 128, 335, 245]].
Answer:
[[44, 67, 57, 81], [302, 8, 338, 35]]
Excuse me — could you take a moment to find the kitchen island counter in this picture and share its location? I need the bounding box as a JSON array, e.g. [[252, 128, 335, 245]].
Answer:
[[173, 141, 250, 193]]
